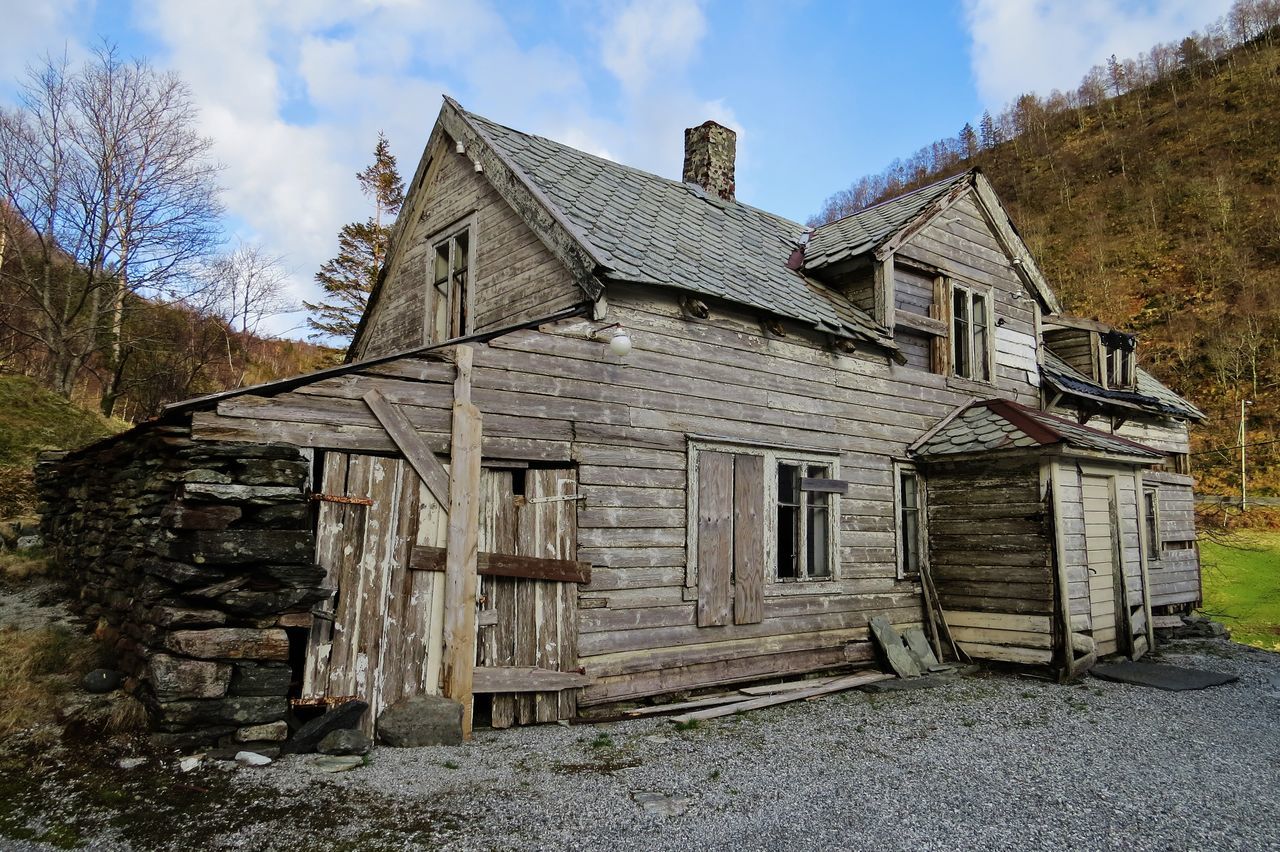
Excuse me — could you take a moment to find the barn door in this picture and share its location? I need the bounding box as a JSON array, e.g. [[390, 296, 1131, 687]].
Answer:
[[696, 451, 765, 628], [476, 468, 581, 727], [303, 452, 447, 733]]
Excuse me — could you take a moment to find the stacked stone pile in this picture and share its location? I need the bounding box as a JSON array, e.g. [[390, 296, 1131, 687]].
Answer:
[[37, 421, 327, 749]]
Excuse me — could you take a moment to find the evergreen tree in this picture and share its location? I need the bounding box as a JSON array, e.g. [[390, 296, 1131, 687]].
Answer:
[[959, 122, 979, 159], [979, 110, 997, 150], [305, 132, 405, 342]]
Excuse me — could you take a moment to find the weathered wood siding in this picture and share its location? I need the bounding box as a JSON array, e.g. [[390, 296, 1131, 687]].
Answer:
[[198, 275, 1089, 705], [1044, 328, 1095, 377], [1143, 470, 1200, 607], [1052, 460, 1148, 645], [925, 458, 1056, 664], [895, 191, 1040, 404], [354, 134, 584, 359]]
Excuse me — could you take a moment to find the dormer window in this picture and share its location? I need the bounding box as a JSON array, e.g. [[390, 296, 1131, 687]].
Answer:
[[1101, 330, 1136, 390]]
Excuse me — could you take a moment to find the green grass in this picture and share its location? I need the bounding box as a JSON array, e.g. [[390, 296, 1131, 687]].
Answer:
[[0, 375, 126, 516], [1201, 531, 1280, 652]]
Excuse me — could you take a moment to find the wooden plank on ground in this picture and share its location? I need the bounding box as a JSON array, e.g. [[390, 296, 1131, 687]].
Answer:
[[737, 676, 838, 696], [471, 666, 593, 693], [668, 671, 893, 724], [621, 693, 747, 718]]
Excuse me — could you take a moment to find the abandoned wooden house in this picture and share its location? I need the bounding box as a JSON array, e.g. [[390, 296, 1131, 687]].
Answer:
[[38, 98, 1205, 746]]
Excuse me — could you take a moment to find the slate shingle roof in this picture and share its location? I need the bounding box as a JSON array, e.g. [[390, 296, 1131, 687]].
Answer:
[[913, 398, 1163, 460], [801, 173, 971, 270], [1042, 350, 1205, 421], [458, 106, 892, 344]]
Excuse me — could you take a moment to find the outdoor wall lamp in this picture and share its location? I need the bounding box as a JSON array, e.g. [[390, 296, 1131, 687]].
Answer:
[[595, 323, 632, 357]]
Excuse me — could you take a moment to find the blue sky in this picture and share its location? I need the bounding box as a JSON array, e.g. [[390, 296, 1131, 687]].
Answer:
[[1, 0, 1232, 337]]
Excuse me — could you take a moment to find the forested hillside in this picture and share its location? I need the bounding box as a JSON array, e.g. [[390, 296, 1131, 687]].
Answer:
[[812, 1, 1280, 498]]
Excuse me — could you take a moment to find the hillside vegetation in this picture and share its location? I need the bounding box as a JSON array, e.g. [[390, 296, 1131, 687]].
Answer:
[[813, 5, 1280, 501], [0, 376, 125, 516]]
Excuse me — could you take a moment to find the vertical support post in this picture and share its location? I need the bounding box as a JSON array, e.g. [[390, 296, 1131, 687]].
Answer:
[[441, 345, 482, 738], [874, 253, 896, 330]]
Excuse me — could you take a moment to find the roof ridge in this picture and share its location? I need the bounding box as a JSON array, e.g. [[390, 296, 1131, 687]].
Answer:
[[456, 103, 808, 233], [810, 169, 973, 234]]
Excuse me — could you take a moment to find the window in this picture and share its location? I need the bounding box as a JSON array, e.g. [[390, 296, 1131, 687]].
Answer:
[[1143, 488, 1161, 564], [895, 464, 926, 578], [776, 462, 834, 580], [429, 225, 471, 340], [687, 443, 842, 626], [1100, 331, 1136, 389], [951, 282, 991, 382]]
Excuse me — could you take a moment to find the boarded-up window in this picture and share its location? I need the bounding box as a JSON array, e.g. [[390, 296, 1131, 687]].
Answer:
[[690, 443, 841, 627]]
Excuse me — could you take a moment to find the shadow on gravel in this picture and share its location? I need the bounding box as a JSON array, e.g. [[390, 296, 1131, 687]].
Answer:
[[0, 732, 461, 851]]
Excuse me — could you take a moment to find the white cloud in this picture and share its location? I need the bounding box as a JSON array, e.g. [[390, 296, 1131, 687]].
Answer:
[[0, 0, 85, 85], [964, 0, 1236, 110], [600, 0, 707, 92]]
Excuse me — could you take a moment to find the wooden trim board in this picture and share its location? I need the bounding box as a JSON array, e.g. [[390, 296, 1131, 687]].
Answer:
[[410, 545, 591, 584]]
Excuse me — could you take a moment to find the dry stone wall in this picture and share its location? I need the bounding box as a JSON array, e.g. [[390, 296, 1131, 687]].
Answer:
[[37, 420, 325, 750]]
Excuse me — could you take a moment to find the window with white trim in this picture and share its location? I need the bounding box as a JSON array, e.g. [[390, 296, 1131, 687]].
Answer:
[[895, 463, 926, 578], [951, 281, 992, 382], [687, 442, 843, 626]]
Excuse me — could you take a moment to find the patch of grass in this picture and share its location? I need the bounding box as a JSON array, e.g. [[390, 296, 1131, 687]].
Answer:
[[1201, 531, 1280, 651], [0, 550, 48, 583], [0, 375, 126, 516], [707, 769, 721, 781], [588, 733, 614, 750], [441, 760, 459, 770], [0, 624, 100, 737], [671, 718, 700, 731]]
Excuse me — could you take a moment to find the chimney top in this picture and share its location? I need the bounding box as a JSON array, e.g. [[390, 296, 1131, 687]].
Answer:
[[683, 121, 736, 202]]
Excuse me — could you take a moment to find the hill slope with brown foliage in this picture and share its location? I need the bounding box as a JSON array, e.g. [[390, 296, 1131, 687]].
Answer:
[[813, 11, 1280, 498]]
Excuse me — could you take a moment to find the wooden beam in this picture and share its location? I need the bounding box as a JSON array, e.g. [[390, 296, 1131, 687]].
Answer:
[[668, 671, 893, 724], [800, 477, 849, 494], [363, 388, 451, 510], [471, 666, 593, 693], [441, 378, 482, 738], [409, 545, 591, 584]]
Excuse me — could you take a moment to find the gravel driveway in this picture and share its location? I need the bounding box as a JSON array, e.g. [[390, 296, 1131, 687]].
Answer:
[[5, 638, 1278, 850]]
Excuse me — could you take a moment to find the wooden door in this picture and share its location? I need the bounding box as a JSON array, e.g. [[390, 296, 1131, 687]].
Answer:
[[1081, 473, 1120, 657], [477, 468, 580, 727], [303, 452, 446, 733]]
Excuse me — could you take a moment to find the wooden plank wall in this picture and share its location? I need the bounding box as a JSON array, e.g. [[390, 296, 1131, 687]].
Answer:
[[1143, 470, 1200, 607], [925, 459, 1056, 665], [897, 193, 1041, 406], [1044, 328, 1095, 376], [1054, 461, 1149, 644], [192, 270, 1067, 705], [353, 132, 584, 360]]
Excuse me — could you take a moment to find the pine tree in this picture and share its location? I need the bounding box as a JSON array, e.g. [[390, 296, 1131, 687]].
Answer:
[[959, 122, 979, 160], [305, 132, 405, 341], [979, 110, 997, 150]]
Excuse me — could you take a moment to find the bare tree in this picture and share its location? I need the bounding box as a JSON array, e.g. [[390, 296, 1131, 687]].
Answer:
[[205, 242, 295, 337], [0, 45, 222, 412]]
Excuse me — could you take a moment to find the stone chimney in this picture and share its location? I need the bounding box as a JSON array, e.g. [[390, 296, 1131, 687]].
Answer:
[[682, 121, 736, 201]]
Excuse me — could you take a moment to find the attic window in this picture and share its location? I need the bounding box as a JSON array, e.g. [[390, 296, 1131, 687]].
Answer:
[[429, 225, 471, 340]]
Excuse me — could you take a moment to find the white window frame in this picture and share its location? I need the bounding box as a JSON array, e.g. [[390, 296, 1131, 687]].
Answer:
[[424, 215, 476, 342], [685, 440, 842, 592], [1102, 341, 1135, 390], [893, 461, 927, 580], [949, 278, 994, 383]]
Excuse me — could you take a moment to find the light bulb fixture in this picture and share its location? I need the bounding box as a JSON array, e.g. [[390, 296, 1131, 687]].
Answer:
[[593, 323, 632, 357], [455, 141, 465, 154], [609, 328, 632, 357]]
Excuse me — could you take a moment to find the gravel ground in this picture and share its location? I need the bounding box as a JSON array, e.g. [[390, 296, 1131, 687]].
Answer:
[[4, 638, 1278, 851]]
